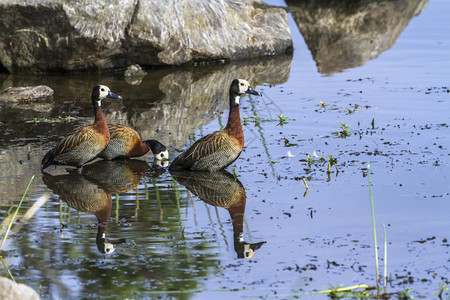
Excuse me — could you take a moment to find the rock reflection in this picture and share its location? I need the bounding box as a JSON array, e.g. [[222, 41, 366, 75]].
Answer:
[[106, 56, 292, 149], [286, 0, 428, 74], [171, 170, 265, 259]]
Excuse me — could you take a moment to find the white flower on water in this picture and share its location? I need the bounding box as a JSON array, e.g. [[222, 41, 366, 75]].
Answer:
[[367, 164, 371, 169], [313, 151, 319, 158], [286, 150, 295, 158]]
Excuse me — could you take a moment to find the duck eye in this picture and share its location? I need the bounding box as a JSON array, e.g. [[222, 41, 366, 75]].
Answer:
[[101, 88, 105, 92], [240, 83, 244, 86]]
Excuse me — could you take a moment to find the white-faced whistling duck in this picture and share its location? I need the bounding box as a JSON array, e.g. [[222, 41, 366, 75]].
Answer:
[[98, 124, 168, 161], [169, 79, 261, 172], [41, 85, 122, 170]]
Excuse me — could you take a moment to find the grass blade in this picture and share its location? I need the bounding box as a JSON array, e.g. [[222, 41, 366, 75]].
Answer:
[[313, 284, 370, 294], [383, 224, 387, 289], [1, 257, 15, 283], [0, 175, 35, 250], [367, 167, 380, 289]]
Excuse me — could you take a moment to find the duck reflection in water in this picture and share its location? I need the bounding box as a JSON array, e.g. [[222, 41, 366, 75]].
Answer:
[[171, 170, 265, 258], [81, 159, 153, 193], [41, 160, 154, 254]]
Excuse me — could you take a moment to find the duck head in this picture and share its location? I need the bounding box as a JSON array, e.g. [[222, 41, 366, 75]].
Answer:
[[92, 85, 122, 107], [144, 139, 169, 161], [229, 79, 261, 106]]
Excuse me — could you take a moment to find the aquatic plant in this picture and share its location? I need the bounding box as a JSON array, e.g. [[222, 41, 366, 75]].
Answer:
[[303, 152, 338, 175], [434, 284, 448, 299], [399, 287, 414, 299], [333, 123, 351, 138], [276, 114, 288, 126], [28, 115, 77, 124], [340, 103, 360, 115]]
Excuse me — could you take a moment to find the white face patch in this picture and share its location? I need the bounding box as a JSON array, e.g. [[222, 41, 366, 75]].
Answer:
[[155, 150, 169, 161], [104, 243, 116, 254], [155, 160, 169, 168], [244, 244, 255, 259], [98, 85, 111, 100], [238, 79, 250, 95]]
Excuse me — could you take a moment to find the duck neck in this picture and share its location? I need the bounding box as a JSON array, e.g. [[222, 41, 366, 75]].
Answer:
[[92, 99, 108, 135], [128, 141, 150, 157], [225, 96, 243, 141], [93, 99, 103, 121]]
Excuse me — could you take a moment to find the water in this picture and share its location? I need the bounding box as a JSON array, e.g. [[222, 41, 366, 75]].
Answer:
[[1, 0, 449, 299]]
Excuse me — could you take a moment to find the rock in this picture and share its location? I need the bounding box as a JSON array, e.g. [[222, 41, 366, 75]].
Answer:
[[286, 0, 428, 74], [0, 277, 40, 300], [0, 85, 54, 112], [124, 64, 147, 85], [0, 0, 292, 73], [0, 85, 54, 103], [124, 64, 147, 78]]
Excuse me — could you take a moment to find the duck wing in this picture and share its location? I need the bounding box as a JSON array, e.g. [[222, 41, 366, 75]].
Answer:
[[108, 124, 139, 140], [170, 131, 241, 171], [41, 126, 100, 168]]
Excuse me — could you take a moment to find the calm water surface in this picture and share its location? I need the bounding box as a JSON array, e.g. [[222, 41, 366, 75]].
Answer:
[[0, 0, 449, 299]]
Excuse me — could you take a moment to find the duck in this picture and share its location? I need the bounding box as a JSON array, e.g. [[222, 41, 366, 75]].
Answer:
[[98, 124, 168, 161], [41, 85, 122, 170], [169, 79, 261, 171]]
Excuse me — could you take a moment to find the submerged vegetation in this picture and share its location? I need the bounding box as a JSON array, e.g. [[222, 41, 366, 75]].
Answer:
[[27, 115, 77, 124]]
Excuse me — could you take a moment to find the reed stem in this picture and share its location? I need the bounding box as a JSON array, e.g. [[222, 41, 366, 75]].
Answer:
[[0, 175, 34, 250], [367, 168, 380, 289]]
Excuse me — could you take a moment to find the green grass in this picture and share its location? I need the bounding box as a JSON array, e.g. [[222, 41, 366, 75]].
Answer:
[[27, 115, 77, 124], [332, 123, 351, 138], [0, 175, 35, 250], [367, 166, 380, 289]]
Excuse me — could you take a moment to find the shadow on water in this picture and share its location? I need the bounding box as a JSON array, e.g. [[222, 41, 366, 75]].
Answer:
[[171, 170, 266, 259], [286, 0, 429, 74]]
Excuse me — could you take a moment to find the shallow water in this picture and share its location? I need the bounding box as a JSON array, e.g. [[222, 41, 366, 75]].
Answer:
[[0, 0, 449, 299]]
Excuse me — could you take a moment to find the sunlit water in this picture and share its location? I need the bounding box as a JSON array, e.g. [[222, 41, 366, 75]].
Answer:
[[0, 0, 449, 299]]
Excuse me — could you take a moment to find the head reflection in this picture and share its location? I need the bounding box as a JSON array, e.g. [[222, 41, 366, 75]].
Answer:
[[170, 170, 265, 259]]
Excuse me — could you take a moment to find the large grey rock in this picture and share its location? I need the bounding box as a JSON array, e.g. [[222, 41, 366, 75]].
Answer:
[[286, 0, 428, 74], [0, 277, 40, 300], [0, 85, 54, 102], [0, 85, 53, 112], [0, 0, 292, 73]]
